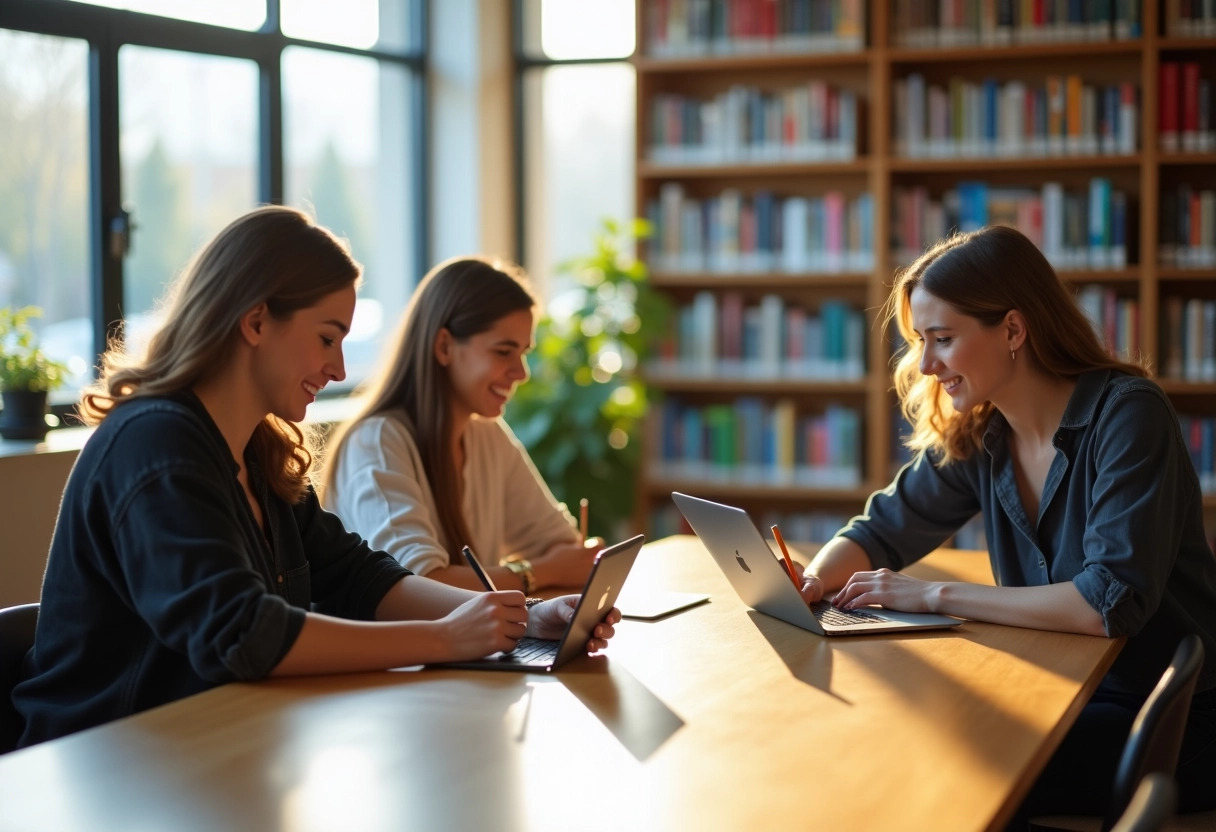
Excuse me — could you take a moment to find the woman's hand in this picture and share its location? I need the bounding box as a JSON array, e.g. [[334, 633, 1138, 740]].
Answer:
[[438, 591, 528, 660], [797, 572, 827, 605], [831, 568, 942, 614], [525, 595, 621, 653], [530, 538, 603, 589]]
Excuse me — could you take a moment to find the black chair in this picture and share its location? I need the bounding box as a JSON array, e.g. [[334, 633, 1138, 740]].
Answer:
[[0, 602, 38, 754], [1109, 774, 1177, 832], [1032, 633, 1205, 832]]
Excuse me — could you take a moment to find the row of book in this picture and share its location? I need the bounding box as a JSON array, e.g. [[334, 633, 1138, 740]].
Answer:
[[1164, 0, 1216, 35], [643, 0, 866, 57], [650, 293, 867, 381], [1159, 62, 1215, 154], [647, 184, 876, 274], [650, 398, 864, 487], [1162, 298, 1216, 382], [893, 75, 1138, 159], [892, 0, 1141, 45], [1159, 186, 1216, 268], [1076, 285, 1141, 361], [648, 504, 852, 544], [648, 83, 861, 165], [1178, 415, 1216, 494], [891, 179, 1130, 271]]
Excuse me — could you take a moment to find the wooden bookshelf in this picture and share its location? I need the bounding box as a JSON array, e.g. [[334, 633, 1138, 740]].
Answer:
[[634, 0, 1216, 544]]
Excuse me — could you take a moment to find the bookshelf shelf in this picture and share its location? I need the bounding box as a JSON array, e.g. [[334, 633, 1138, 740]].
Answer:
[[644, 377, 868, 394], [638, 160, 872, 179], [1060, 268, 1144, 283], [632, 51, 872, 73], [886, 41, 1144, 63], [634, 0, 1216, 542], [888, 155, 1143, 172], [1159, 153, 1216, 166], [1158, 268, 1216, 281], [650, 272, 871, 289], [642, 478, 876, 504]]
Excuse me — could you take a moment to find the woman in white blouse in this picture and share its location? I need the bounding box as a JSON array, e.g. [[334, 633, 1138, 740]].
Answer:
[[321, 256, 599, 593]]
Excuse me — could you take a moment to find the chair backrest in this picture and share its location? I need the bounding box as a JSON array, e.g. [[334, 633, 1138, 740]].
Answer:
[[1102, 633, 1205, 832], [1109, 773, 1177, 832], [0, 602, 38, 754]]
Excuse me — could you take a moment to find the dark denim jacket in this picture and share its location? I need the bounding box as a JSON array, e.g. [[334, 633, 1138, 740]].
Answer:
[[840, 370, 1216, 696], [14, 392, 410, 746]]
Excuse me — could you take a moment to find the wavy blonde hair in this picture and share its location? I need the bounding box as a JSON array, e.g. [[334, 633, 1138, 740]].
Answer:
[[886, 226, 1147, 462], [80, 205, 362, 502], [323, 256, 537, 554]]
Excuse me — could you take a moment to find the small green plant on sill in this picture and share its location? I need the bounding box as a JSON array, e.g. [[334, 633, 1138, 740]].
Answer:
[[0, 306, 68, 393], [505, 218, 670, 539]]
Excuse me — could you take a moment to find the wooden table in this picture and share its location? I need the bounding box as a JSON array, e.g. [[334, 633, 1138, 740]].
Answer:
[[0, 536, 1122, 832]]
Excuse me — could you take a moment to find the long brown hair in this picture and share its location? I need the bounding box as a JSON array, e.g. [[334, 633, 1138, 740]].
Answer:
[[886, 225, 1147, 462], [324, 256, 537, 554], [80, 205, 362, 501]]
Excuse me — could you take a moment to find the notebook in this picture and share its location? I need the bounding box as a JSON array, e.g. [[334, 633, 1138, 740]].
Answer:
[[432, 533, 645, 671], [671, 492, 963, 636]]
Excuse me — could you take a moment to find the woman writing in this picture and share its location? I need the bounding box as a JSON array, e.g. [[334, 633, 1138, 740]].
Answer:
[[322, 256, 598, 594], [13, 207, 618, 747], [798, 226, 1216, 822]]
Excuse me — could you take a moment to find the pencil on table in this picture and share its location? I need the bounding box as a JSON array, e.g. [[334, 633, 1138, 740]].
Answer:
[[579, 498, 589, 541]]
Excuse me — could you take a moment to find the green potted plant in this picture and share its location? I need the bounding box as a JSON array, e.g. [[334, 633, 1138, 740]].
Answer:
[[505, 218, 670, 539], [0, 305, 68, 441]]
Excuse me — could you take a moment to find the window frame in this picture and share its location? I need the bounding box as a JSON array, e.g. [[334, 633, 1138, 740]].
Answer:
[[0, 0, 430, 419], [509, 0, 634, 268]]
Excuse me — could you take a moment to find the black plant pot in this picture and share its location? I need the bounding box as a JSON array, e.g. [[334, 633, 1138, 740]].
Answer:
[[0, 389, 50, 441]]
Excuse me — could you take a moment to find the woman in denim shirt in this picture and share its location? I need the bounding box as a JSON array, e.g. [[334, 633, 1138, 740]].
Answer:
[[796, 226, 1216, 823], [14, 206, 618, 747]]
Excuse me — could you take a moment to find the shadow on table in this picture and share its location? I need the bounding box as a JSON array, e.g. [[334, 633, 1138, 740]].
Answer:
[[746, 609, 852, 705], [558, 655, 684, 762]]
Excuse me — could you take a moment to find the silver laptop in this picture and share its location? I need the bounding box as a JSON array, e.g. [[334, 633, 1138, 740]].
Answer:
[[671, 492, 962, 636], [432, 534, 644, 671]]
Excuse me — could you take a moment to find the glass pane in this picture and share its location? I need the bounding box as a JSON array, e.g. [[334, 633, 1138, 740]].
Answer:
[[0, 31, 92, 399], [520, 0, 635, 59], [283, 47, 416, 392], [282, 0, 415, 52], [523, 63, 635, 296], [119, 46, 258, 352], [67, 0, 266, 31]]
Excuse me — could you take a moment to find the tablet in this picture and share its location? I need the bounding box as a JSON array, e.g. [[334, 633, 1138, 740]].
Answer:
[[617, 590, 710, 621]]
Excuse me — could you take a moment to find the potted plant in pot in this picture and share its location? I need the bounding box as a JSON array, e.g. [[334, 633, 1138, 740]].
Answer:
[[0, 305, 68, 441]]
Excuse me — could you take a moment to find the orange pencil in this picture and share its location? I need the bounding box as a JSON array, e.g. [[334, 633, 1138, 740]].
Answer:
[[579, 498, 589, 541], [770, 525, 801, 589]]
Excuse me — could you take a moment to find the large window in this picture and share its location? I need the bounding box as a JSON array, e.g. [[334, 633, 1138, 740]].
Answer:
[[0, 0, 426, 405], [514, 0, 635, 297]]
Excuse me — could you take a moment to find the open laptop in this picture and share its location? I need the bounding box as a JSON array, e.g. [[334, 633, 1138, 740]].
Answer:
[[671, 492, 962, 636], [432, 533, 644, 671]]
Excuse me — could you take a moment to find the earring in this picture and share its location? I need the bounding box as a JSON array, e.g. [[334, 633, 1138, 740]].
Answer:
[[1010, 349, 1016, 361]]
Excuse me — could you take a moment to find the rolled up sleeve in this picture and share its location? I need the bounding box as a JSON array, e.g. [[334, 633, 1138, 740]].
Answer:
[[1075, 388, 1191, 637]]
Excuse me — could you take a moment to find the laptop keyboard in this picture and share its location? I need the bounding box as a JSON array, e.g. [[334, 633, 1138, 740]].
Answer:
[[812, 601, 890, 627], [502, 637, 558, 663]]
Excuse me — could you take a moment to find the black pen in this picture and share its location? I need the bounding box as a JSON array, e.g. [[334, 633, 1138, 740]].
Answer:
[[462, 545, 497, 592]]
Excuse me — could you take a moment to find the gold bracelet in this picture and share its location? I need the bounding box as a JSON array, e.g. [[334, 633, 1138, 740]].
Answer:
[[504, 558, 536, 594]]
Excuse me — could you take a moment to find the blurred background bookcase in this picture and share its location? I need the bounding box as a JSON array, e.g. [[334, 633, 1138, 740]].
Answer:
[[633, 0, 1216, 546]]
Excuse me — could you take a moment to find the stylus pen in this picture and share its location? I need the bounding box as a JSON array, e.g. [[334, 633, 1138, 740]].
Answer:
[[579, 498, 589, 540], [462, 545, 498, 592], [770, 525, 802, 590]]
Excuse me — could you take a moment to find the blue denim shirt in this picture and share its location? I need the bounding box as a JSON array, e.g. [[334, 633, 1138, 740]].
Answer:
[[14, 391, 411, 746], [840, 370, 1216, 697]]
